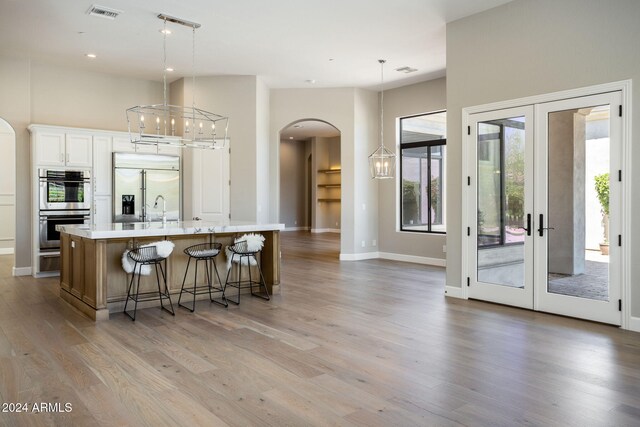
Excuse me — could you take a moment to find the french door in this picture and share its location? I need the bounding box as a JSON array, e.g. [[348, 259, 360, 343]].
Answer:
[[468, 92, 622, 325]]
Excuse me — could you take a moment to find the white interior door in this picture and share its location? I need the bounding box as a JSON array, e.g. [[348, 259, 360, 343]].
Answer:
[[468, 106, 534, 309], [534, 92, 622, 325], [191, 147, 230, 222]]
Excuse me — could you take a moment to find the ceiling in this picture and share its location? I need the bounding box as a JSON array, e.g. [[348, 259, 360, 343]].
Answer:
[[0, 0, 513, 90]]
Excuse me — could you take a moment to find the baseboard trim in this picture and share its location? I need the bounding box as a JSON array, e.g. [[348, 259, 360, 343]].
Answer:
[[444, 286, 466, 299], [311, 228, 341, 234], [340, 252, 379, 261], [0, 248, 14, 255], [12, 266, 32, 277], [628, 316, 640, 333], [378, 252, 446, 267], [283, 227, 310, 231]]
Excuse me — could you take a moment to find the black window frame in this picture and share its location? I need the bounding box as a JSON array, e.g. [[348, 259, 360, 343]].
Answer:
[[399, 111, 446, 234]]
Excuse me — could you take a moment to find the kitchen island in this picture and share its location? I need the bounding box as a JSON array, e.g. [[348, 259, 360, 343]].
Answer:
[[57, 221, 284, 321]]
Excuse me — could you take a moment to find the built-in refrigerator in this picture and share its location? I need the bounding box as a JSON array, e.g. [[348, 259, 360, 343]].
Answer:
[[113, 152, 181, 223]]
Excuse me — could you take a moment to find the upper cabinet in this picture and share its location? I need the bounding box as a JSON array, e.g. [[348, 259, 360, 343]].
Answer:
[[33, 130, 93, 168], [112, 136, 181, 156], [92, 135, 112, 195]]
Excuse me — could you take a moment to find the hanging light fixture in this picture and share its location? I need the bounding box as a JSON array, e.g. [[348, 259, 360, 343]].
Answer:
[[368, 59, 396, 179], [126, 14, 229, 149]]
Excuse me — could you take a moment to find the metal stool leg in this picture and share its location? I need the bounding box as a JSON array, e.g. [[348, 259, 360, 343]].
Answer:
[[178, 256, 192, 309]]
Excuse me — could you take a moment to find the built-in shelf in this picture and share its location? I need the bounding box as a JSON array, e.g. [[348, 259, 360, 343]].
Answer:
[[318, 169, 341, 174], [318, 198, 341, 202], [317, 184, 341, 188]]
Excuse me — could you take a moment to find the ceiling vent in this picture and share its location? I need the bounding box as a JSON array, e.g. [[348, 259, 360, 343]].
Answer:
[[395, 66, 418, 74], [86, 5, 122, 20]]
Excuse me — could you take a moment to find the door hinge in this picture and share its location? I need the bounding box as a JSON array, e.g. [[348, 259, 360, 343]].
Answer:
[[228, 180, 231, 186], [619, 299, 622, 311], [467, 176, 471, 186], [618, 235, 622, 246], [467, 277, 470, 287], [618, 170, 622, 182], [467, 227, 470, 236], [228, 213, 231, 219], [619, 105, 622, 117], [467, 126, 471, 135]]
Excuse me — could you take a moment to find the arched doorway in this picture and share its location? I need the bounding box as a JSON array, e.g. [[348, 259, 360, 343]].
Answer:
[[0, 118, 16, 260], [279, 119, 341, 247]]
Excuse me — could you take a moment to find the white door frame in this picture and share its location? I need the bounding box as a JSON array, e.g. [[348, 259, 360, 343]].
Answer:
[[467, 105, 535, 309], [534, 92, 622, 325], [461, 80, 632, 330]]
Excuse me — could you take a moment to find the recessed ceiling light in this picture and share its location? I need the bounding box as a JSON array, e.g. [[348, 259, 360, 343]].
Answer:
[[160, 29, 172, 35], [289, 137, 294, 139], [165, 67, 174, 72], [305, 79, 316, 84], [85, 53, 97, 58]]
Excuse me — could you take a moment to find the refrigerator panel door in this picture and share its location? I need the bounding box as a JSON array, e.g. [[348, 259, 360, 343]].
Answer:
[[113, 168, 143, 223], [145, 170, 181, 221]]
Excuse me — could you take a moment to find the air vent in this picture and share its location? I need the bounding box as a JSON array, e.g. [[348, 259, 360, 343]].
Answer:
[[395, 66, 418, 74], [86, 5, 122, 20]]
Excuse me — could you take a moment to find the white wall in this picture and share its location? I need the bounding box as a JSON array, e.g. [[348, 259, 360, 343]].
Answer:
[[0, 121, 16, 255], [446, 0, 640, 317], [270, 88, 379, 256], [0, 57, 164, 271], [178, 75, 265, 222], [379, 78, 447, 260]]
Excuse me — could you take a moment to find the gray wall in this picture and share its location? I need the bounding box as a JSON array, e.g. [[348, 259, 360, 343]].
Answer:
[[379, 78, 447, 259], [0, 57, 163, 270], [446, 0, 640, 316], [279, 139, 308, 228]]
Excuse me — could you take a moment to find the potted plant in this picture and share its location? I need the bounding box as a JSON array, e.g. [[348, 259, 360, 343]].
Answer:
[[594, 173, 609, 255]]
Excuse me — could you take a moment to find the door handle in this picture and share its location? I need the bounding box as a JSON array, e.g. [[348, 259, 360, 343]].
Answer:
[[538, 214, 555, 236], [518, 213, 532, 236], [193, 217, 201, 221]]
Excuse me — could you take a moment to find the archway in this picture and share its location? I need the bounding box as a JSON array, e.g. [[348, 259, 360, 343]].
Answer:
[[0, 117, 16, 260], [279, 119, 341, 249]]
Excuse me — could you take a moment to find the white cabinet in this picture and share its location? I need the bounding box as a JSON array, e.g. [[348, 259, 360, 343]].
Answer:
[[93, 195, 112, 225], [111, 137, 180, 155], [189, 147, 230, 221], [34, 130, 92, 168], [93, 135, 112, 195]]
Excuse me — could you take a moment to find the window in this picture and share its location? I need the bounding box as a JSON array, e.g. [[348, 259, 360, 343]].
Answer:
[[400, 111, 446, 233]]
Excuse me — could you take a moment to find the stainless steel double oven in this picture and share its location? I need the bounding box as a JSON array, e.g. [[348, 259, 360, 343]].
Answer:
[[38, 169, 91, 271]]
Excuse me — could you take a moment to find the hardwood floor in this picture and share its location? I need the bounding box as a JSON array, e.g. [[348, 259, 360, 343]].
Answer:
[[1, 232, 639, 426]]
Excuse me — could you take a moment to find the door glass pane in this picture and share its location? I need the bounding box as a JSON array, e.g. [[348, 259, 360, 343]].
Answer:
[[547, 105, 610, 301], [477, 116, 526, 287]]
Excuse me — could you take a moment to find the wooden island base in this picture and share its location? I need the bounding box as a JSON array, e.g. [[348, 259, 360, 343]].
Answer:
[[59, 226, 281, 321]]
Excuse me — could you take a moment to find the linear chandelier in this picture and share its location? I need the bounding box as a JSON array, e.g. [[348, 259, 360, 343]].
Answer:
[[368, 59, 396, 179], [126, 14, 229, 150]]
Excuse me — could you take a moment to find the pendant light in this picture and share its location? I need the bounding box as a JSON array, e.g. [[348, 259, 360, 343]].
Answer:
[[126, 14, 229, 149], [368, 59, 395, 179]]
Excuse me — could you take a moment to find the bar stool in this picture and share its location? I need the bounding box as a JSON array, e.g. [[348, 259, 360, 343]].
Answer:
[[223, 237, 270, 305], [178, 242, 228, 311], [123, 243, 175, 321]]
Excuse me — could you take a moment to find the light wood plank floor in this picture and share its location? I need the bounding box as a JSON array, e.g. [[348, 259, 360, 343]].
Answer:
[[1, 232, 639, 426]]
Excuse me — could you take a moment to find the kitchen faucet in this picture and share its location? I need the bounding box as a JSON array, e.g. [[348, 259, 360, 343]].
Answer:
[[153, 195, 167, 224]]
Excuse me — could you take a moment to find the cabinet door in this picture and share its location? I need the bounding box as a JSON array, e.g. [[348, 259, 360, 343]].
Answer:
[[93, 135, 112, 195], [66, 134, 93, 167], [190, 147, 230, 221], [35, 132, 65, 166], [112, 136, 158, 154], [93, 195, 112, 225]]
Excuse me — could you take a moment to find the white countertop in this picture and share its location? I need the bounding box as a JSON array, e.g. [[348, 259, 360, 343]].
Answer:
[[57, 220, 285, 239]]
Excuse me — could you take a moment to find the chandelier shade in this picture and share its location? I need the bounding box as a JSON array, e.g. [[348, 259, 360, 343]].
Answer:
[[126, 14, 229, 150], [369, 59, 396, 179]]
